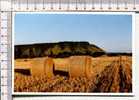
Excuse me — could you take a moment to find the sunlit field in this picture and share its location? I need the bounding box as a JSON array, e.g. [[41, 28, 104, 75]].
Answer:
[[14, 56, 132, 92]]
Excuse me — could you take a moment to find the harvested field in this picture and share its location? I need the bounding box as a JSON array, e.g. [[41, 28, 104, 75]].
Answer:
[[14, 56, 132, 92]]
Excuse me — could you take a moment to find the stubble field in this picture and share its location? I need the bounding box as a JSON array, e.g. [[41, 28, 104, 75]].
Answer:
[[14, 56, 132, 93]]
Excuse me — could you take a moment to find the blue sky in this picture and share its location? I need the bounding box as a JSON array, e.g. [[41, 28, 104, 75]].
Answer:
[[14, 14, 132, 53]]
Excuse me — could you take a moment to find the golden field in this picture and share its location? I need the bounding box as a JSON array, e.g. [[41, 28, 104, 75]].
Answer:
[[14, 56, 132, 92]]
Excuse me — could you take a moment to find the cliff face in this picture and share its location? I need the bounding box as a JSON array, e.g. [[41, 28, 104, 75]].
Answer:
[[15, 41, 105, 59]]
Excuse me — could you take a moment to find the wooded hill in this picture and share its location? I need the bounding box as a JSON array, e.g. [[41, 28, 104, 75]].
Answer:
[[15, 41, 105, 59]]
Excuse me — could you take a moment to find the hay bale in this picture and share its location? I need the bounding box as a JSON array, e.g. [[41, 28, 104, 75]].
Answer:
[[44, 57, 54, 77], [30, 56, 92, 78], [69, 56, 92, 78], [30, 57, 48, 76], [53, 58, 69, 72], [31, 57, 54, 77], [85, 56, 93, 78]]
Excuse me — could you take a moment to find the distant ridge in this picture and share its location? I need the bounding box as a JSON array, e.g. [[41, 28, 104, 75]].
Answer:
[[15, 41, 105, 58]]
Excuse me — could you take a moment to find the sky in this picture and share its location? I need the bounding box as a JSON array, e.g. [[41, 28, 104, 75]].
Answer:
[[14, 14, 132, 53]]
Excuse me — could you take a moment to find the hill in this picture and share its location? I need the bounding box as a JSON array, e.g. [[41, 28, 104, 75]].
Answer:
[[15, 41, 105, 59]]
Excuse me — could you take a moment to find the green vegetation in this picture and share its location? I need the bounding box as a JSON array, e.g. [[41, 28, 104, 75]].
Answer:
[[15, 41, 105, 58]]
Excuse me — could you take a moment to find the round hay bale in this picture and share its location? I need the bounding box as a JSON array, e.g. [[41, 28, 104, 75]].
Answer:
[[69, 56, 92, 78], [30, 57, 54, 77], [30, 57, 48, 76], [53, 58, 69, 72], [44, 57, 54, 77], [85, 56, 93, 78]]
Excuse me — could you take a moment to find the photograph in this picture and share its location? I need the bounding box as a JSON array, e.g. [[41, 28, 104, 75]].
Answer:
[[13, 13, 132, 94]]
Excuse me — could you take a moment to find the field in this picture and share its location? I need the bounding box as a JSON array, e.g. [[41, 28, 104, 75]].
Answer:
[[14, 56, 132, 92]]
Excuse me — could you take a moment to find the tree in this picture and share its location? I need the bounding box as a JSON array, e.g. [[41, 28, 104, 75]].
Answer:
[[63, 47, 71, 53], [45, 48, 52, 56], [75, 46, 86, 55], [52, 45, 61, 56]]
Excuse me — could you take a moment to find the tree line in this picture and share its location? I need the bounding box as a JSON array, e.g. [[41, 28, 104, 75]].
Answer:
[[15, 41, 105, 59]]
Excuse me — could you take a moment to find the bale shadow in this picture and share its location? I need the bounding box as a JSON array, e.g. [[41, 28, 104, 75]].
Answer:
[[15, 69, 31, 75]]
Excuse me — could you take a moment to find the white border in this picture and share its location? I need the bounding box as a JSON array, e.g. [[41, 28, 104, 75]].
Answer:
[[12, 12, 135, 96]]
